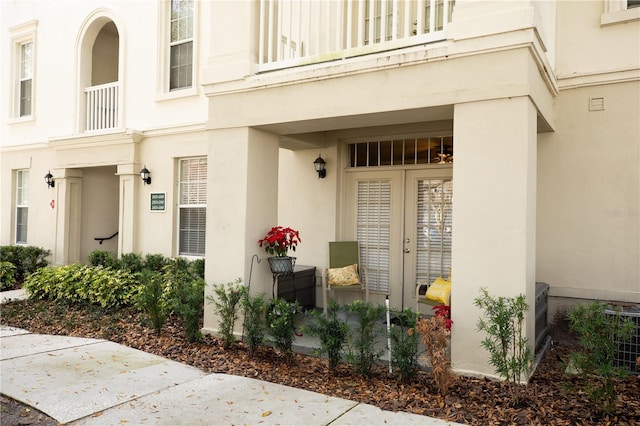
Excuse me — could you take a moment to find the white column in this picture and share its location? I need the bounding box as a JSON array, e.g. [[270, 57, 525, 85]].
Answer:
[[53, 169, 83, 265], [451, 96, 537, 380], [116, 164, 139, 257], [202, 127, 280, 335]]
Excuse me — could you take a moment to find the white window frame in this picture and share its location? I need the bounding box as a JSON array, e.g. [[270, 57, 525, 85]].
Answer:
[[177, 157, 207, 257], [15, 170, 29, 245], [9, 20, 38, 123], [156, 0, 198, 101], [602, 0, 640, 25]]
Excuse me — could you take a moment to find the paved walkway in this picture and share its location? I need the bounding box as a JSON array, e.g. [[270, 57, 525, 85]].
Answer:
[[1, 290, 464, 425]]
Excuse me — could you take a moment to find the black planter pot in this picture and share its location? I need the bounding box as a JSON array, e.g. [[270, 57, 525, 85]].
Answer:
[[267, 256, 296, 274]]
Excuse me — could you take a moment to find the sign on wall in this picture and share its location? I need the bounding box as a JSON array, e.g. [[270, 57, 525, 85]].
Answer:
[[150, 192, 166, 212]]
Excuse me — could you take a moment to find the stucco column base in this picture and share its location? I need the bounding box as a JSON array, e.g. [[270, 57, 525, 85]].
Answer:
[[202, 127, 280, 337], [451, 97, 537, 380]]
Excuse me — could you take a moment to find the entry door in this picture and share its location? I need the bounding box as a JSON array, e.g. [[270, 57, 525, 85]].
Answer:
[[344, 167, 452, 310]]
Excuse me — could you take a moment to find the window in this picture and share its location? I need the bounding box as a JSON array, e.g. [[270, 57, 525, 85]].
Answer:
[[348, 136, 453, 167], [178, 157, 207, 256], [170, 0, 194, 90], [9, 20, 37, 121], [16, 170, 29, 244], [602, 0, 640, 24]]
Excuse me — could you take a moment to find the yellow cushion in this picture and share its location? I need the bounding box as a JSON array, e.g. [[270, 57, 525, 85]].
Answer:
[[328, 264, 360, 286], [426, 277, 451, 305]]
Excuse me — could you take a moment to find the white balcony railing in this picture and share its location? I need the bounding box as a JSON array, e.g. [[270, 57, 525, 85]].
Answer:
[[85, 82, 119, 132], [258, 0, 455, 72]]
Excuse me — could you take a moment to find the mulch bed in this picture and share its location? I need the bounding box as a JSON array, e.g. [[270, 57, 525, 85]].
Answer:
[[1, 299, 639, 425]]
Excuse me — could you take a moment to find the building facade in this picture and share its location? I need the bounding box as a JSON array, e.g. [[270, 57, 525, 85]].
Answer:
[[2, 0, 638, 379]]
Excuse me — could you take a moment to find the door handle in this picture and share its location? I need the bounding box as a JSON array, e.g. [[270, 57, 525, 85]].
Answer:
[[403, 248, 410, 253]]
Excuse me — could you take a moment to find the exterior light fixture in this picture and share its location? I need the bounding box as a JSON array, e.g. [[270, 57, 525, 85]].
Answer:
[[139, 165, 151, 185], [44, 171, 55, 188], [313, 155, 326, 179]]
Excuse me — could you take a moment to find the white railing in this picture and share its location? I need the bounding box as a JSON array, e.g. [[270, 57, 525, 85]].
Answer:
[[258, 0, 455, 72], [85, 82, 119, 132]]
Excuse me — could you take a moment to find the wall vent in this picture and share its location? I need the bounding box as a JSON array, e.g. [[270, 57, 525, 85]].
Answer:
[[589, 97, 605, 111]]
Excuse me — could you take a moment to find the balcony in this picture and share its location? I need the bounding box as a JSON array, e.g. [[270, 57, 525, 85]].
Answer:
[[85, 82, 119, 132], [258, 0, 455, 72]]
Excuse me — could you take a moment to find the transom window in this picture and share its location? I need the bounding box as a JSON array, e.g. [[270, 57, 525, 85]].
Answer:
[[178, 157, 207, 256], [16, 170, 29, 244], [170, 0, 194, 90], [348, 136, 453, 168]]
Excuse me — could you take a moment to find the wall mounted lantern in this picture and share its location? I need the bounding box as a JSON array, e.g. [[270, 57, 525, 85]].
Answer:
[[139, 166, 151, 185], [44, 171, 55, 188], [313, 155, 326, 179]]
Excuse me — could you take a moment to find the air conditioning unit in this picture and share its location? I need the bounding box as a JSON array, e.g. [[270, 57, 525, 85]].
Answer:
[[604, 304, 640, 375]]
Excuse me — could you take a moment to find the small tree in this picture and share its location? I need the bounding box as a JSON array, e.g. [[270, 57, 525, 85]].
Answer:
[[345, 300, 385, 376], [135, 270, 169, 334], [208, 279, 247, 349], [241, 291, 268, 358], [389, 308, 421, 383], [267, 298, 302, 366], [568, 301, 635, 414], [475, 288, 532, 405], [417, 315, 456, 396], [304, 300, 349, 372]]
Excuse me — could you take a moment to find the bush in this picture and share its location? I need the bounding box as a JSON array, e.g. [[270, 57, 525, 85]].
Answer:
[[568, 301, 635, 414], [345, 300, 385, 376], [389, 308, 421, 383], [208, 279, 247, 349], [24, 264, 138, 310], [135, 270, 169, 334], [0, 245, 50, 284], [172, 277, 205, 343], [0, 261, 17, 291], [241, 292, 268, 358], [475, 288, 531, 405], [303, 300, 348, 372], [119, 253, 145, 274], [144, 253, 168, 273], [267, 298, 302, 366], [417, 315, 456, 396], [87, 250, 118, 269]]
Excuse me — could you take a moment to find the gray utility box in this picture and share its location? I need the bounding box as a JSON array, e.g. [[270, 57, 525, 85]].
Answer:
[[605, 304, 640, 375], [535, 282, 550, 354], [277, 265, 316, 309]]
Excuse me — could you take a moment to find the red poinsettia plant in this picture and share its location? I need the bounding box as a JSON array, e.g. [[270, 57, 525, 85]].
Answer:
[[258, 226, 301, 257], [433, 304, 453, 331]]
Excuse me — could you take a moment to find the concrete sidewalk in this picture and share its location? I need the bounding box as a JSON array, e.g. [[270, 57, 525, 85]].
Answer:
[[0, 324, 463, 425]]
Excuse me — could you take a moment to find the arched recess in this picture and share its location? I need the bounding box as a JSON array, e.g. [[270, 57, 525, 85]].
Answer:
[[75, 9, 124, 133]]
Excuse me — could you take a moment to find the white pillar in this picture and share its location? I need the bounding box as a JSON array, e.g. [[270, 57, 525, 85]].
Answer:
[[53, 169, 83, 265], [202, 127, 280, 335], [451, 96, 537, 379], [116, 164, 139, 257]]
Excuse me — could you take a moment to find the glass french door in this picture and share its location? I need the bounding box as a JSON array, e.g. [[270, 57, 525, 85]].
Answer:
[[344, 167, 452, 310]]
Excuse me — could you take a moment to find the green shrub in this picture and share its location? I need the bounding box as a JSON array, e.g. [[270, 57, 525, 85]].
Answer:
[[241, 291, 268, 358], [304, 300, 348, 372], [87, 250, 118, 269], [144, 253, 168, 273], [208, 279, 247, 349], [0, 245, 50, 283], [475, 288, 531, 405], [345, 300, 385, 376], [119, 253, 145, 274], [135, 270, 169, 334], [24, 264, 138, 310], [172, 277, 205, 343], [190, 258, 205, 279], [389, 308, 421, 383], [0, 261, 17, 291], [267, 298, 302, 366], [568, 301, 635, 414]]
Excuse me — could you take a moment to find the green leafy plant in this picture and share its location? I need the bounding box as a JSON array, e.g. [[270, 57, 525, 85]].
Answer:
[[417, 315, 456, 396], [258, 226, 301, 257], [389, 308, 421, 383], [475, 288, 531, 405], [568, 301, 635, 414], [143, 253, 169, 273], [345, 300, 385, 376], [267, 298, 302, 366], [87, 249, 118, 269], [303, 300, 349, 372], [172, 277, 205, 343], [135, 270, 169, 334], [241, 292, 268, 358], [119, 252, 145, 274], [0, 261, 17, 291], [208, 279, 247, 349], [0, 245, 50, 284]]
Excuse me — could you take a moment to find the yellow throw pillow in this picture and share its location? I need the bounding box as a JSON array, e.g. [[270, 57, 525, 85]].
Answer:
[[328, 264, 360, 286], [426, 277, 451, 305]]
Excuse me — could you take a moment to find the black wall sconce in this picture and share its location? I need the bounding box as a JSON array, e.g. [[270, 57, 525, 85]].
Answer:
[[44, 170, 55, 188], [139, 165, 151, 185], [314, 154, 326, 179]]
